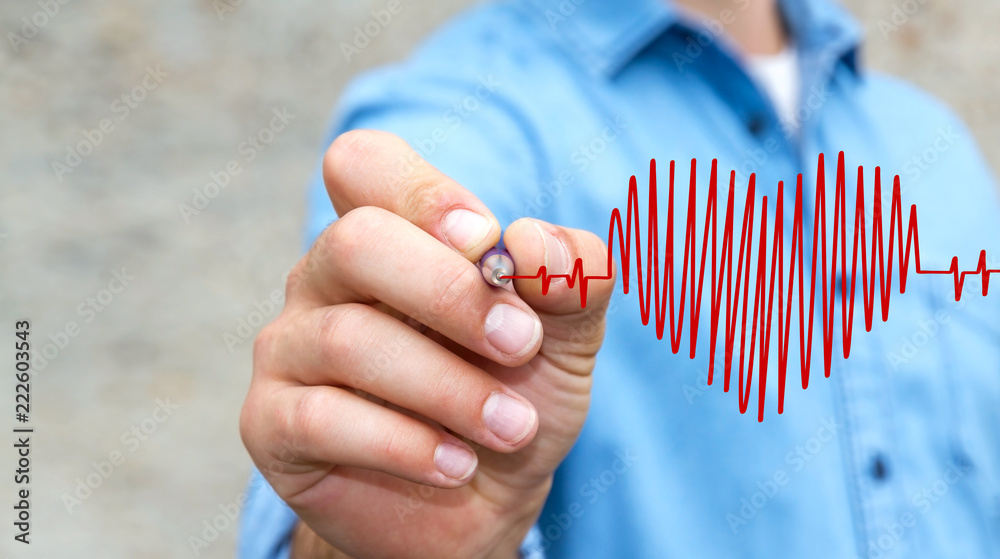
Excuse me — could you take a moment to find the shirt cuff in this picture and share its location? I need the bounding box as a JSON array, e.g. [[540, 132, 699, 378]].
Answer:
[[519, 524, 546, 559], [238, 467, 299, 559]]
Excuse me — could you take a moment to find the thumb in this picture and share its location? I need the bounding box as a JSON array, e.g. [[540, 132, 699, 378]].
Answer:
[[503, 218, 617, 375]]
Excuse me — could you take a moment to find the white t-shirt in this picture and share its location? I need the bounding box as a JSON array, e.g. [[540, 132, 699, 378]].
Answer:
[[745, 46, 801, 134]]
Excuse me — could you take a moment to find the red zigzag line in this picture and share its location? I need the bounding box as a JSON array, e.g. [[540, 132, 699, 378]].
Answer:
[[504, 152, 1000, 421]]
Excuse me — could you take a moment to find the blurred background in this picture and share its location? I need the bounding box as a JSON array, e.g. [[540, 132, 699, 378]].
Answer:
[[1, 0, 998, 557]]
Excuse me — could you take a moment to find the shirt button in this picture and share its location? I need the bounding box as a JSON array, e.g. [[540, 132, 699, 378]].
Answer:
[[871, 454, 889, 481], [953, 451, 974, 472], [747, 115, 766, 136]]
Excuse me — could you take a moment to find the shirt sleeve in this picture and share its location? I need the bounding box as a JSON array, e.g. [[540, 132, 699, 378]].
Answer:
[[237, 467, 298, 559], [306, 67, 549, 245], [519, 524, 547, 559], [242, 69, 549, 559]]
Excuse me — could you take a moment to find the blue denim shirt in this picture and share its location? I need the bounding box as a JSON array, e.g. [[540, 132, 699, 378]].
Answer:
[[240, 0, 1000, 557]]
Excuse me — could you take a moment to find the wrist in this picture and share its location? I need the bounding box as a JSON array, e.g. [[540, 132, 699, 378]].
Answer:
[[289, 476, 552, 559], [481, 475, 552, 559], [290, 521, 352, 559]]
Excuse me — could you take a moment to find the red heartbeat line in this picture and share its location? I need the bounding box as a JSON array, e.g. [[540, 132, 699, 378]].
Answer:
[[504, 152, 999, 421]]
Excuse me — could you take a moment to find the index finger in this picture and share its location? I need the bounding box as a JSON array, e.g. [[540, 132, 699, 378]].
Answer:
[[323, 129, 501, 262]]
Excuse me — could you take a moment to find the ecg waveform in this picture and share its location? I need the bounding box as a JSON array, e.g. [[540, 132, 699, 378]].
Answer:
[[504, 152, 999, 421]]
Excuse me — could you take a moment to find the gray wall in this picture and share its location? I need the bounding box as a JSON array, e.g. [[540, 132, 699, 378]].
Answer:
[[0, 1, 994, 557]]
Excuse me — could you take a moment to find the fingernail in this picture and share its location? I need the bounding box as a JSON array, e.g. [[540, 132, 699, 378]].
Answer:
[[442, 209, 492, 253], [534, 222, 570, 277], [484, 303, 541, 357], [483, 393, 536, 445], [434, 441, 478, 481]]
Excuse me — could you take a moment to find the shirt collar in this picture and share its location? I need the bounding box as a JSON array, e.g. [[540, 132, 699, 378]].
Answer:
[[520, 0, 863, 78]]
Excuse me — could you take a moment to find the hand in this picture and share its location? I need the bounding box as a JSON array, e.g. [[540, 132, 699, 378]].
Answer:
[[240, 130, 616, 559]]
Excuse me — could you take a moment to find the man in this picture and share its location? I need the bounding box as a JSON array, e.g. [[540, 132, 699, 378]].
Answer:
[[239, 0, 1000, 557]]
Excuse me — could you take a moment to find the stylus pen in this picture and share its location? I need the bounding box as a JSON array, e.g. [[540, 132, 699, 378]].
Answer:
[[479, 246, 514, 287]]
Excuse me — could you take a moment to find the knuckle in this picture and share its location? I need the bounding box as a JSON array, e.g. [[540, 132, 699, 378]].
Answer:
[[252, 320, 283, 372], [324, 130, 407, 196], [426, 262, 480, 323], [354, 315, 415, 388], [324, 128, 452, 225], [323, 130, 380, 184], [371, 418, 411, 466], [339, 204, 387, 228], [427, 362, 469, 411], [284, 386, 329, 452], [238, 392, 261, 454], [314, 304, 369, 370], [284, 257, 311, 297], [316, 207, 386, 268]]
